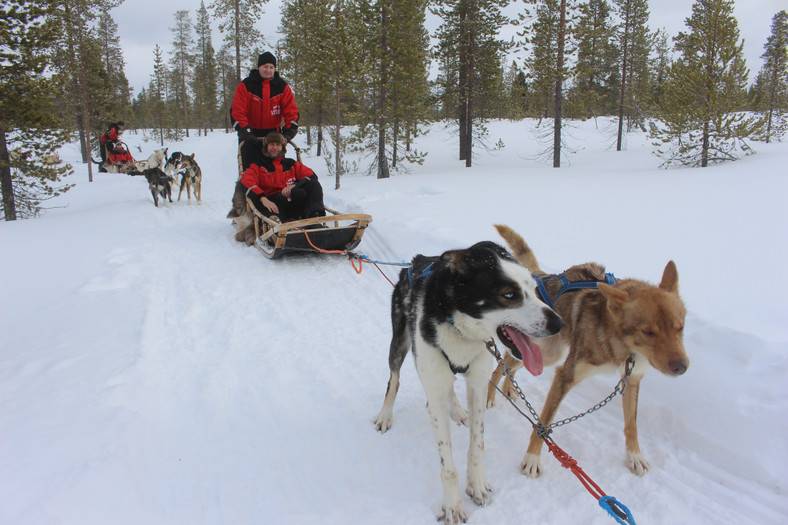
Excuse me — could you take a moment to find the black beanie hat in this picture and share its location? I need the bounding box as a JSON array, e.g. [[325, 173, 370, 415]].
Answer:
[[257, 52, 276, 67]]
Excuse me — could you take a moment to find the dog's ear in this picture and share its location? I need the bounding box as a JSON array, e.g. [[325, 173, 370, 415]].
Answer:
[[440, 249, 473, 277], [598, 283, 628, 314], [659, 260, 679, 293]]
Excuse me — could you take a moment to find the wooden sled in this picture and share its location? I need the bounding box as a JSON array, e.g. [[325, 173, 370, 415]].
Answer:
[[246, 197, 372, 259], [236, 138, 372, 259], [100, 141, 142, 175]]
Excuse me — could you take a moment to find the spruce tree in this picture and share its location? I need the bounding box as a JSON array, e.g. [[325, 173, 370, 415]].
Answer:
[[651, 0, 761, 167], [755, 10, 788, 143]]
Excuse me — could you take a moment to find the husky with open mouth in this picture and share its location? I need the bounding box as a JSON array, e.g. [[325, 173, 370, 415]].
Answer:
[[373, 240, 564, 524]]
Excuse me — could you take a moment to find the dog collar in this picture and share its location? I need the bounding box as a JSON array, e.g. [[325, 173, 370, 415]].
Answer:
[[534, 272, 616, 309]]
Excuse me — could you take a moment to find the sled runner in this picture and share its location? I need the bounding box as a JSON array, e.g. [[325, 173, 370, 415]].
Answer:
[[237, 139, 372, 260]]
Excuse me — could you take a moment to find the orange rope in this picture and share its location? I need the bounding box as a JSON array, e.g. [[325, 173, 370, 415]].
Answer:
[[350, 256, 364, 274], [295, 227, 346, 255]]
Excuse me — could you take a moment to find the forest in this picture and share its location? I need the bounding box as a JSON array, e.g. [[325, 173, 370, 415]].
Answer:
[[1, 0, 787, 220]]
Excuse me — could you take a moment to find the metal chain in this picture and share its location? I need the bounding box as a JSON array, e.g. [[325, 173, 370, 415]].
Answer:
[[485, 340, 636, 438]]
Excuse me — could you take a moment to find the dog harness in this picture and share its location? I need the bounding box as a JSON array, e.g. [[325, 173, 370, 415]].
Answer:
[[408, 262, 435, 285], [534, 272, 616, 309]]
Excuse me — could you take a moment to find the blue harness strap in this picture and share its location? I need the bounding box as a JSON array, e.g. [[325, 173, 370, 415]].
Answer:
[[408, 262, 435, 285], [534, 272, 616, 309]]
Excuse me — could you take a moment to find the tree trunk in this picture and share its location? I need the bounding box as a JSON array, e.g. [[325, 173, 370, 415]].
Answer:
[[553, 0, 567, 168], [0, 126, 17, 221], [616, 2, 630, 152]]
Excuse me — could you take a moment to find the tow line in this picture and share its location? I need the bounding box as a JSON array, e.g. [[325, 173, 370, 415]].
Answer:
[[486, 339, 637, 525]]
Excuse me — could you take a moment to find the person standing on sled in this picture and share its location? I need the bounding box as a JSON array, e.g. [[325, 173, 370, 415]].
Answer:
[[231, 52, 300, 170], [240, 132, 325, 222]]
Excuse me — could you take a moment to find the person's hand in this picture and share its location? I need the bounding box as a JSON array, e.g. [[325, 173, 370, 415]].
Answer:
[[282, 185, 294, 199], [282, 123, 298, 141], [261, 196, 278, 214], [238, 127, 253, 143]]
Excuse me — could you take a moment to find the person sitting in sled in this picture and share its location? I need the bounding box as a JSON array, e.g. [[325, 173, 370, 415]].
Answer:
[[98, 121, 134, 170], [240, 132, 325, 222]]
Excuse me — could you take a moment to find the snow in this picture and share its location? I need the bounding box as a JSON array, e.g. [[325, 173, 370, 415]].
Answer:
[[1, 119, 787, 525]]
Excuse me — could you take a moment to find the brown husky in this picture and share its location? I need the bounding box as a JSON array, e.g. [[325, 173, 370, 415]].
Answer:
[[488, 224, 689, 478], [177, 153, 202, 203]]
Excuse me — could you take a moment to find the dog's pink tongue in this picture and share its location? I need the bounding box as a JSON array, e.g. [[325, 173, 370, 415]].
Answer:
[[504, 326, 544, 376]]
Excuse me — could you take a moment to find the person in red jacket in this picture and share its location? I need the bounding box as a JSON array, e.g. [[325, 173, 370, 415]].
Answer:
[[240, 132, 325, 222], [98, 121, 125, 172], [232, 52, 299, 169]]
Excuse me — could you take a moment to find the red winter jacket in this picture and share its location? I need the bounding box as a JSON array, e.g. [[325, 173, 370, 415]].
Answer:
[[100, 123, 122, 143], [231, 70, 299, 136], [241, 155, 315, 197]]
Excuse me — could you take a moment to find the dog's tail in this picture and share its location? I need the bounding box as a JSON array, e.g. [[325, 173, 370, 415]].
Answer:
[[494, 224, 544, 274], [90, 157, 102, 165]]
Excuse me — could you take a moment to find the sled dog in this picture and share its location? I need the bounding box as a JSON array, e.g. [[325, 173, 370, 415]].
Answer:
[[226, 181, 256, 245], [177, 153, 202, 203], [137, 148, 167, 171], [374, 240, 564, 524], [142, 167, 173, 207], [488, 224, 689, 478], [164, 151, 183, 179]]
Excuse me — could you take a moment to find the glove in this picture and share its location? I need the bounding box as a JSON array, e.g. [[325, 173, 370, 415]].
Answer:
[[282, 123, 298, 141], [237, 127, 253, 143]]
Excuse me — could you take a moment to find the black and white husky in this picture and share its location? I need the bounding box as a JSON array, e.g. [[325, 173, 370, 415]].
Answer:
[[374, 240, 564, 524]]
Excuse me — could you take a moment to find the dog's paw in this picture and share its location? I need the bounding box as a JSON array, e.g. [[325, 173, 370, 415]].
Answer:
[[372, 411, 393, 433], [466, 479, 492, 506], [626, 450, 650, 476], [437, 502, 467, 524], [449, 401, 469, 427], [502, 380, 519, 401], [520, 453, 543, 478]]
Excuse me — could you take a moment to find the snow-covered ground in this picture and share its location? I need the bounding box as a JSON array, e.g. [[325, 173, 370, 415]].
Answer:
[[1, 119, 786, 524]]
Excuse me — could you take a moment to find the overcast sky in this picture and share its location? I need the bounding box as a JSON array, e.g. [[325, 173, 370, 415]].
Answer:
[[114, 0, 785, 96]]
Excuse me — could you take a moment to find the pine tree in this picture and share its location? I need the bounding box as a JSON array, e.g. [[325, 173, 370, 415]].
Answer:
[[612, 0, 650, 149], [215, 44, 237, 131], [279, 0, 337, 157], [170, 10, 194, 137], [651, 0, 761, 167], [571, 0, 618, 118], [433, 0, 512, 167], [1, 0, 73, 220], [210, 0, 268, 83], [50, 0, 123, 181], [95, 11, 132, 111], [755, 10, 788, 143], [648, 28, 671, 110], [192, 2, 219, 135], [150, 45, 169, 145], [521, 0, 577, 167]]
